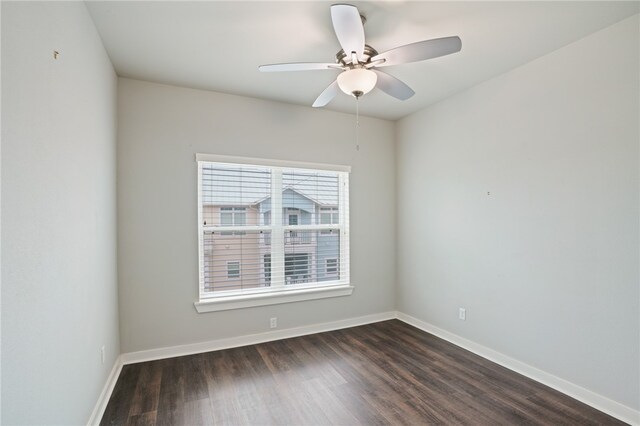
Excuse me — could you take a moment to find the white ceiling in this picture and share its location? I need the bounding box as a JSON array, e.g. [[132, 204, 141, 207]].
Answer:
[[85, 1, 639, 121]]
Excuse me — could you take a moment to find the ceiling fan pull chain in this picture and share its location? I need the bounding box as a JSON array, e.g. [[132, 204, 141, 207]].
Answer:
[[356, 96, 360, 151]]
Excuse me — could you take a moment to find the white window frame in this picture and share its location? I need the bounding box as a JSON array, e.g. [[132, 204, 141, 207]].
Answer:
[[195, 153, 352, 313]]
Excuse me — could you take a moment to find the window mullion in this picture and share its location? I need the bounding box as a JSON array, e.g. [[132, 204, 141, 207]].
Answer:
[[271, 168, 284, 287]]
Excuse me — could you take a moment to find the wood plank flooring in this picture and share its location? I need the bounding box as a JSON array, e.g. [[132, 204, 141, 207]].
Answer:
[[101, 320, 625, 425]]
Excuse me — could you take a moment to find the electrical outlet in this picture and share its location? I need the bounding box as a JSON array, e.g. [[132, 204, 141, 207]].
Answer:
[[101, 346, 106, 364], [458, 308, 466, 321], [270, 317, 277, 329]]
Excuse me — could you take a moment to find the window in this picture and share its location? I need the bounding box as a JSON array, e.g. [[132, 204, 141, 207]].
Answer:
[[285, 253, 310, 284], [220, 207, 246, 235], [196, 154, 351, 311], [287, 211, 299, 226], [263, 254, 271, 284], [220, 207, 246, 226], [227, 261, 240, 279], [320, 207, 339, 225], [287, 209, 299, 238], [325, 258, 338, 277], [320, 207, 339, 234]]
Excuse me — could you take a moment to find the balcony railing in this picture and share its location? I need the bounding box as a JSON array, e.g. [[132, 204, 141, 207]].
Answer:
[[285, 231, 312, 244], [264, 231, 313, 245], [285, 275, 311, 285]]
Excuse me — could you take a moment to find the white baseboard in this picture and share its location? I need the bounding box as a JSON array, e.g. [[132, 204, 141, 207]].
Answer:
[[395, 311, 640, 426], [120, 311, 396, 365], [87, 355, 123, 426], [92, 311, 638, 426]]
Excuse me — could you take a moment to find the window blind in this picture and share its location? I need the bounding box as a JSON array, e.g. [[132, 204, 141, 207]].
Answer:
[[198, 159, 350, 299]]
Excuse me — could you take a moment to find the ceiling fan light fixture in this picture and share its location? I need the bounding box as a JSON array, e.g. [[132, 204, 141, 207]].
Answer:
[[337, 68, 377, 97]]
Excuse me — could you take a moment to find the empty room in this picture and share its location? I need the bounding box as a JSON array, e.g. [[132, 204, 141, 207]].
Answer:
[[2, 1, 639, 425]]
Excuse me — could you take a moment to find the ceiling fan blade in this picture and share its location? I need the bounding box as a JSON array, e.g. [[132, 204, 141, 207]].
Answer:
[[371, 36, 461, 67], [312, 80, 340, 108], [330, 4, 365, 60], [258, 62, 340, 72], [372, 70, 415, 101]]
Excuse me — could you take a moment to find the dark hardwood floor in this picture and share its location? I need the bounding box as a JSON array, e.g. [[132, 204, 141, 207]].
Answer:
[[101, 320, 625, 425]]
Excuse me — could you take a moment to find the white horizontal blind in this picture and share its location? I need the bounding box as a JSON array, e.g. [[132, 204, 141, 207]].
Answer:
[[198, 158, 350, 299], [199, 164, 272, 293], [281, 169, 348, 286]]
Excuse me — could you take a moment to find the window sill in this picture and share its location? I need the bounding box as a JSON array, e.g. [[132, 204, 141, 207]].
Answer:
[[194, 284, 354, 313]]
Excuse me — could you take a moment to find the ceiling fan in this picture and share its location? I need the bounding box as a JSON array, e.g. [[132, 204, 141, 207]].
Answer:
[[258, 4, 462, 107]]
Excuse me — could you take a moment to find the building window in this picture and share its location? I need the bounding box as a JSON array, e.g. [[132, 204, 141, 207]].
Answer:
[[285, 253, 310, 284], [220, 207, 246, 235], [320, 207, 339, 234], [320, 207, 339, 225], [227, 261, 240, 279], [325, 258, 338, 277], [263, 254, 271, 284], [287, 209, 299, 238], [287, 211, 299, 226], [221, 207, 246, 226], [197, 155, 350, 305]]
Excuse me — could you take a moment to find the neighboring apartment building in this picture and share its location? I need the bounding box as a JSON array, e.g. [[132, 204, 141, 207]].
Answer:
[[202, 187, 340, 292]]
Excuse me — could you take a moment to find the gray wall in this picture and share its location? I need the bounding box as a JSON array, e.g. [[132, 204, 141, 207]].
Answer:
[[396, 15, 639, 410], [1, 2, 119, 424], [2, 4, 636, 422], [117, 78, 396, 353]]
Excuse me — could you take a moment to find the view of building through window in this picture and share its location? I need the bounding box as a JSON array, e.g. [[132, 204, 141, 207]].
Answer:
[[198, 160, 349, 296]]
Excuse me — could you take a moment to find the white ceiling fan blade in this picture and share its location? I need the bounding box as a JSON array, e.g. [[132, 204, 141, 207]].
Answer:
[[312, 80, 340, 107], [330, 4, 365, 60], [259, 62, 340, 72], [371, 36, 462, 67], [372, 70, 415, 101]]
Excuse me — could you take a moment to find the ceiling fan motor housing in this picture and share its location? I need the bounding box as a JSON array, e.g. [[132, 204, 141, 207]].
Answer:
[[336, 44, 379, 66]]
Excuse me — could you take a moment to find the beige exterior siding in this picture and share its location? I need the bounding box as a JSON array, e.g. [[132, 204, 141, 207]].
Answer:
[[202, 205, 267, 291]]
